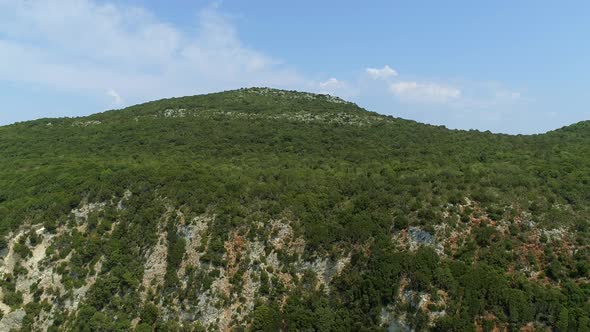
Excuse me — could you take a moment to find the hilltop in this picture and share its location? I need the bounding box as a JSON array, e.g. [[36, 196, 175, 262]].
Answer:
[[0, 88, 588, 331]]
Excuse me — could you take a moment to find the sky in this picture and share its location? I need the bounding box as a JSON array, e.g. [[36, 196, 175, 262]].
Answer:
[[1, 1, 589, 134]]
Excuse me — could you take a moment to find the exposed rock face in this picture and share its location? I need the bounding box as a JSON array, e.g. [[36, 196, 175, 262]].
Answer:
[[177, 215, 210, 279], [0, 192, 576, 331], [72, 202, 106, 222], [141, 220, 169, 299], [168, 218, 350, 331], [0, 309, 26, 331], [0, 199, 117, 330], [0, 194, 356, 331], [409, 227, 434, 246]]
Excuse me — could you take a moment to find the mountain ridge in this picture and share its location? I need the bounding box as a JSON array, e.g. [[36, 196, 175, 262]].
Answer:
[[4, 87, 589, 138]]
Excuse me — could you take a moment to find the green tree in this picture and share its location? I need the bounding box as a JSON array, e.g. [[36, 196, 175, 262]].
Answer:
[[557, 307, 569, 332], [250, 305, 281, 332]]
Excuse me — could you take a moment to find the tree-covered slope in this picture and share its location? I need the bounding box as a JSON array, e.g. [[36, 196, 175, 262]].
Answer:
[[0, 88, 588, 331]]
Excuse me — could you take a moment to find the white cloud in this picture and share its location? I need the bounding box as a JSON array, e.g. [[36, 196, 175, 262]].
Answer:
[[319, 78, 344, 90], [316, 77, 358, 98], [366, 65, 397, 80], [0, 0, 306, 106], [390, 81, 461, 103], [107, 89, 123, 105]]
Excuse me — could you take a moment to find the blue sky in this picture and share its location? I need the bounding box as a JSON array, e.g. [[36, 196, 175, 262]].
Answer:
[[1, 1, 589, 133]]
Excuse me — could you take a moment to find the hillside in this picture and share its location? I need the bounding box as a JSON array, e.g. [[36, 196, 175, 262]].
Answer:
[[0, 87, 589, 331]]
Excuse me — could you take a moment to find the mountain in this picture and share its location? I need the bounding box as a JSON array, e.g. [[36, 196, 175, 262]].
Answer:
[[0, 87, 588, 331]]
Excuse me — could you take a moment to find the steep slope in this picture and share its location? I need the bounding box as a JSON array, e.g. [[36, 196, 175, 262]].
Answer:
[[0, 88, 588, 331]]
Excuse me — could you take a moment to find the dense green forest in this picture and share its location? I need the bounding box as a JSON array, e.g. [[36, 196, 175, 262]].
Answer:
[[0, 88, 588, 331]]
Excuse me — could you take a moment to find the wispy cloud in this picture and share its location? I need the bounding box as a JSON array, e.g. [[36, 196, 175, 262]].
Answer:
[[389, 81, 461, 104], [366, 65, 397, 80], [319, 78, 344, 90], [107, 89, 123, 105], [0, 0, 305, 106]]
